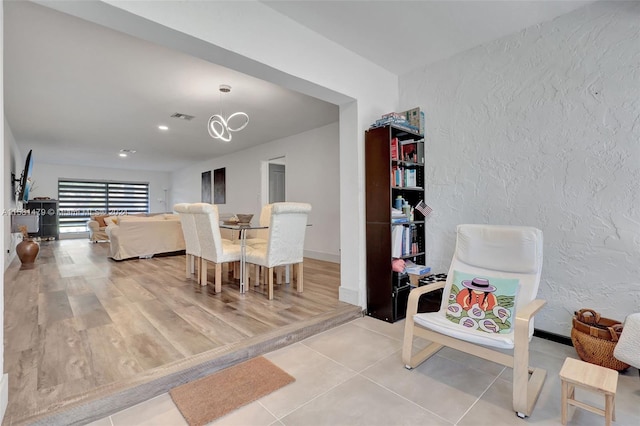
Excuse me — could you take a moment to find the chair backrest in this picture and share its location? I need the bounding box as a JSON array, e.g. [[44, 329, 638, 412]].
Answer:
[[441, 224, 543, 318], [264, 202, 311, 267], [188, 203, 225, 262], [256, 203, 273, 240], [174, 203, 200, 256]]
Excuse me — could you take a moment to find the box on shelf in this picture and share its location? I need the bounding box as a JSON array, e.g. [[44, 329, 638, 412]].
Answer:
[[402, 107, 425, 136], [408, 272, 431, 287]]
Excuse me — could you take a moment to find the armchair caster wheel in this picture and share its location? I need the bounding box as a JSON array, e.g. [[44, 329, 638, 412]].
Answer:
[[516, 412, 527, 419]]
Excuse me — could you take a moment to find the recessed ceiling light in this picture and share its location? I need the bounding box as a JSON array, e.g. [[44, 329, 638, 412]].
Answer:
[[158, 125, 169, 131], [119, 153, 127, 157], [119, 149, 136, 158]]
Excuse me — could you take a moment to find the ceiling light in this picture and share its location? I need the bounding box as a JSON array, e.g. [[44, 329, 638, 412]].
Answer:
[[119, 149, 136, 158], [170, 112, 195, 121], [158, 125, 169, 131], [207, 84, 249, 142]]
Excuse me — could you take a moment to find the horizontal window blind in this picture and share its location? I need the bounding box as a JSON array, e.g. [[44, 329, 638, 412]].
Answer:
[[58, 179, 149, 233]]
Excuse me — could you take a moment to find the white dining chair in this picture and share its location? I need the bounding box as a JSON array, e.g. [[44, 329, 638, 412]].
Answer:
[[189, 203, 241, 293], [244, 203, 273, 246], [174, 203, 200, 280], [244, 202, 311, 300]]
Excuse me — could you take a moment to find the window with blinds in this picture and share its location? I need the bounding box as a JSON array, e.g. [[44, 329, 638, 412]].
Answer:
[[58, 179, 150, 233]]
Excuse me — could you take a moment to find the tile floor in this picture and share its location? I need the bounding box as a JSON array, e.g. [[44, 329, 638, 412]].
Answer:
[[88, 316, 640, 426]]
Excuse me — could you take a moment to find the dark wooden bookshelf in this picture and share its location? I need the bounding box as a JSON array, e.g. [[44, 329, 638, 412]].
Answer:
[[365, 124, 426, 322]]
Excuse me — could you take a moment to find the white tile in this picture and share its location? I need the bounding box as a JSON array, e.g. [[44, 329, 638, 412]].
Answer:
[[262, 343, 357, 418], [84, 417, 113, 426], [457, 373, 561, 425], [300, 322, 401, 372], [435, 346, 507, 377], [362, 348, 497, 424], [280, 375, 450, 426], [111, 393, 187, 426], [206, 401, 277, 426], [350, 316, 406, 341]]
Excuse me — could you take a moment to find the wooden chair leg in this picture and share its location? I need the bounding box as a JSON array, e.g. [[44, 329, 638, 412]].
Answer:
[[276, 266, 283, 284], [185, 254, 191, 278], [214, 263, 222, 293], [233, 262, 239, 279], [296, 262, 303, 292], [268, 267, 274, 300], [255, 265, 261, 286], [200, 258, 207, 286]]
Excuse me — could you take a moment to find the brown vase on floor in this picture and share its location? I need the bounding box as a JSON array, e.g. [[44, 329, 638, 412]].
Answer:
[[16, 239, 39, 265]]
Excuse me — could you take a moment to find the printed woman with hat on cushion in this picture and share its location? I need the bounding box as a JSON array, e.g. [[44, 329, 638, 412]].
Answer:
[[456, 277, 498, 311]]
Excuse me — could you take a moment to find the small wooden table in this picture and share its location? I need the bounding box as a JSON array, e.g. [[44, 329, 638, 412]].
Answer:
[[559, 357, 618, 426]]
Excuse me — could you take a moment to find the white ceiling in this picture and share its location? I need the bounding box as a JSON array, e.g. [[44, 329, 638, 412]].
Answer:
[[4, 1, 593, 172], [263, 0, 594, 75], [3, 1, 339, 172]]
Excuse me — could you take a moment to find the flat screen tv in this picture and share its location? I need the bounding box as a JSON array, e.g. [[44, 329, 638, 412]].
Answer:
[[17, 149, 33, 203]]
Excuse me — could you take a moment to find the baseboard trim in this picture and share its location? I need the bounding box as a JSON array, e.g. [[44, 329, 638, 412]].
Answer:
[[0, 373, 9, 424], [534, 329, 573, 346], [303, 250, 340, 263], [339, 286, 359, 306]]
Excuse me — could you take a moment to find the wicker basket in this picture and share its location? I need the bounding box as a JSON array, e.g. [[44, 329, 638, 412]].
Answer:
[[571, 308, 629, 371]]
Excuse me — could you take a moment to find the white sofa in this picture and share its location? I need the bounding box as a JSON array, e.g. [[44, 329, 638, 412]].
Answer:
[[106, 214, 185, 260]]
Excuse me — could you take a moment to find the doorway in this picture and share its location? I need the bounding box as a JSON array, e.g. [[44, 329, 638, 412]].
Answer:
[[262, 156, 286, 206], [269, 163, 285, 203]]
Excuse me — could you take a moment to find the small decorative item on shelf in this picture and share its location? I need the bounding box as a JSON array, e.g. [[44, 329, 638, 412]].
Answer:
[[16, 225, 39, 267]]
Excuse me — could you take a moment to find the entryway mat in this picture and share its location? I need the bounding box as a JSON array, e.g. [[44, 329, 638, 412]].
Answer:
[[169, 356, 294, 425]]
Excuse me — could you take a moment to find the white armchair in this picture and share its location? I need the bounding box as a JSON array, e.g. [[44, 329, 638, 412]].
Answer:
[[87, 215, 109, 242], [402, 224, 547, 418]]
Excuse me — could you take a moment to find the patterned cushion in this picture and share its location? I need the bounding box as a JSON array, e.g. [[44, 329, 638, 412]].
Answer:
[[445, 270, 520, 334], [92, 214, 108, 227], [104, 216, 119, 226]]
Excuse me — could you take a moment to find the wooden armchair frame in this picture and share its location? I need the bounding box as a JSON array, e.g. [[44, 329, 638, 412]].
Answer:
[[402, 282, 547, 418]]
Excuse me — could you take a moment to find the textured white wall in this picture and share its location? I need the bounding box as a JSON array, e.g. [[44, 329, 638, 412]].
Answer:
[[400, 1, 640, 336]]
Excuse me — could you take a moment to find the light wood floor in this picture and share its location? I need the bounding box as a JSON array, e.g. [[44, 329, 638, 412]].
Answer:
[[3, 239, 360, 425]]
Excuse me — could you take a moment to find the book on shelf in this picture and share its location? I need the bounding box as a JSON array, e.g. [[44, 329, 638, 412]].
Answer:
[[403, 226, 411, 255], [405, 169, 417, 187], [402, 107, 425, 136], [391, 225, 403, 258], [400, 141, 417, 162], [417, 141, 424, 164], [393, 166, 405, 187], [405, 264, 431, 276], [391, 137, 398, 160], [391, 217, 409, 224]]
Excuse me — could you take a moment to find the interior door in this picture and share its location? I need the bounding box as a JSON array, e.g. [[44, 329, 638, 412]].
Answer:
[[269, 163, 285, 203]]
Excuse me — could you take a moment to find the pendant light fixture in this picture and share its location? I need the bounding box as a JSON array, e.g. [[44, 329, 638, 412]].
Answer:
[[207, 84, 249, 142]]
